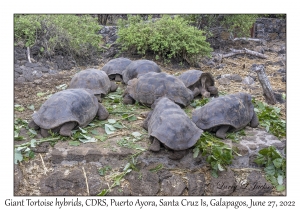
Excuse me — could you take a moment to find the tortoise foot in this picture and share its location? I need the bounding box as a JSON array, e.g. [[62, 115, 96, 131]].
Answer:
[[149, 138, 161, 152], [168, 150, 185, 160]]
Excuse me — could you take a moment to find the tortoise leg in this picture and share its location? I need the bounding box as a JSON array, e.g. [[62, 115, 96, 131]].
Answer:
[[123, 94, 135, 105], [97, 103, 109, 120], [168, 150, 185, 160], [28, 120, 39, 130], [207, 86, 218, 95], [199, 87, 210, 98], [59, 122, 77, 137], [115, 74, 122, 82], [142, 111, 153, 131], [95, 94, 102, 103], [250, 112, 259, 128], [40, 129, 50, 138], [216, 125, 230, 139], [192, 87, 202, 98], [110, 81, 118, 92], [149, 137, 161, 152]]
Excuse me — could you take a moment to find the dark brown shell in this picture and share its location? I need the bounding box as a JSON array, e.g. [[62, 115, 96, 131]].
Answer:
[[102, 57, 132, 77], [68, 69, 111, 95], [32, 89, 99, 129], [192, 92, 255, 130], [178, 69, 215, 90], [146, 97, 203, 150], [125, 72, 193, 107], [122, 59, 161, 84]]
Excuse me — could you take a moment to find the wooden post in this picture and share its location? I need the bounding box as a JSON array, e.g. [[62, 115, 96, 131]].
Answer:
[[251, 64, 277, 105]]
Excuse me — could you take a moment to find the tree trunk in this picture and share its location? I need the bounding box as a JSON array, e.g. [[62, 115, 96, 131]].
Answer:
[[251, 64, 277, 105]]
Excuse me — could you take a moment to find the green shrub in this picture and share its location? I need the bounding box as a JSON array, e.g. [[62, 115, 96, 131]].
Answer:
[[117, 15, 213, 64], [14, 14, 102, 59]]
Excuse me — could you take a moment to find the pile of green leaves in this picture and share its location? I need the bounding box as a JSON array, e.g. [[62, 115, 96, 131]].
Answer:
[[254, 146, 286, 191], [190, 98, 210, 108], [14, 14, 102, 60], [193, 132, 237, 178], [117, 15, 212, 64], [252, 98, 286, 138]]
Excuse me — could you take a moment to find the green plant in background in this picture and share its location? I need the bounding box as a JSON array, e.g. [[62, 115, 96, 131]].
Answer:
[[252, 98, 286, 139], [190, 97, 210, 108], [117, 14, 212, 64], [14, 14, 102, 60], [193, 132, 237, 178], [254, 146, 286, 191]]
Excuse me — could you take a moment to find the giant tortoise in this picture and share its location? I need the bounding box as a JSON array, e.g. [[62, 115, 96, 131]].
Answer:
[[123, 72, 194, 107], [143, 97, 203, 159], [28, 89, 109, 138], [101, 57, 132, 82], [68, 68, 118, 102], [178, 69, 218, 98], [192, 92, 259, 139], [122, 59, 161, 84]]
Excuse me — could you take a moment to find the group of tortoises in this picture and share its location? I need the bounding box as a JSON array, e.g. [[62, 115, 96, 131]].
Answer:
[[29, 57, 259, 160]]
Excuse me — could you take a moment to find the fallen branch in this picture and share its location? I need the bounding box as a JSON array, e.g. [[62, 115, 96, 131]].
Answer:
[[82, 166, 90, 196], [216, 48, 268, 61], [39, 154, 48, 175], [27, 47, 32, 63], [251, 64, 277, 105], [232, 37, 266, 44]]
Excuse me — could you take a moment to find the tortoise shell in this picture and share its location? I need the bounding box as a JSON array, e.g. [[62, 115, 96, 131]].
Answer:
[[122, 59, 161, 84], [102, 57, 132, 80], [178, 69, 215, 90], [146, 97, 203, 150], [192, 92, 255, 131], [68, 69, 111, 95], [32, 89, 99, 130], [125, 72, 194, 107]]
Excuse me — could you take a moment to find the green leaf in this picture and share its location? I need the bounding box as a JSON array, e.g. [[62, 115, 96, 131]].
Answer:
[[79, 127, 87, 134], [97, 189, 109, 196], [27, 105, 35, 111], [113, 123, 123, 129], [264, 165, 276, 176], [14, 104, 25, 112], [14, 149, 23, 164], [30, 139, 36, 148], [276, 184, 285, 191], [193, 147, 200, 158], [211, 170, 218, 178], [91, 130, 99, 135], [273, 158, 283, 168], [95, 135, 107, 142], [128, 115, 137, 121], [217, 163, 225, 171], [69, 141, 81, 146], [79, 134, 97, 143], [108, 119, 117, 124], [28, 129, 37, 136], [131, 131, 142, 138], [105, 124, 116, 134], [277, 175, 283, 185], [37, 92, 47, 97]]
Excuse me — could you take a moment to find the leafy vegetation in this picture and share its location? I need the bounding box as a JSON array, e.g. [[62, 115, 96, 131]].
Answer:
[[117, 15, 213, 64], [14, 14, 102, 61], [254, 146, 286, 191], [193, 132, 238, 178], [252, 98, 286, 138]]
